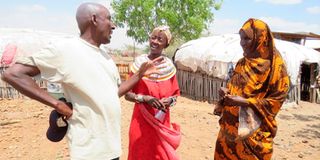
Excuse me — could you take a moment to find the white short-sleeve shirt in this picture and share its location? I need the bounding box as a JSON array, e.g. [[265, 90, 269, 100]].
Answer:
[[17, 37, 122, 160]]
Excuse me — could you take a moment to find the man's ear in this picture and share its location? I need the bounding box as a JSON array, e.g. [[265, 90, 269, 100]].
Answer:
[[91, 14, 98, 26]]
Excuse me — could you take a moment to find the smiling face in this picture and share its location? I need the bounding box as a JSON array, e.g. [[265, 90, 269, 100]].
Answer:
[[149, 30, 168, 55]]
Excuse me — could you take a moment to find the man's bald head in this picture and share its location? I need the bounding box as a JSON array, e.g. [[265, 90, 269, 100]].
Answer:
[[76, 3, 109, 35]]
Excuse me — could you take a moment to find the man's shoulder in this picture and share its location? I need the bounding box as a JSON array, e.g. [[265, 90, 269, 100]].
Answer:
[[33, 37, 80, 58], [52, 37, 79, 48]]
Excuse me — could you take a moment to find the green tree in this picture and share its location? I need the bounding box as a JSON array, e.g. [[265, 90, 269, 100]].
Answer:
[[112, 0, 223, 43]]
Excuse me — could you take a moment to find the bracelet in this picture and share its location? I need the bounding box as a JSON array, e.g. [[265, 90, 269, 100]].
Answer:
[[169, 96, 177, 107], [135, 94, 144, 103]]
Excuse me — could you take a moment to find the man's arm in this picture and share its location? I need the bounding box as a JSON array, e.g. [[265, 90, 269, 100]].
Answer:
[[118, 72, 141, 97], [1, 63, 72, 118]]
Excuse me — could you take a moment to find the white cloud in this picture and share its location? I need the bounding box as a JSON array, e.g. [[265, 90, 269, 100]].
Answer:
[[259, 17, 320, 33], [209, 18, 242, 35], [306, 6, 320, 14], [108, 26, 145, 49], [16, 4, 47, 13], [0, 10, 76, 34], [0, 12, 135, 49], [0, 1, 136, 49], [254, 0, 302, 5], [209, 17, 320, 35]]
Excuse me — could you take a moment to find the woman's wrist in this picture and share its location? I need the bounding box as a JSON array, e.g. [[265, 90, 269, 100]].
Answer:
[[134, 94, 144, 103], [169, 96, 177, 107]]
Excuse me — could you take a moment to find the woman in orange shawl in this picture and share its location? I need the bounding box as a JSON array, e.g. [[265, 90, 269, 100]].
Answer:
[[214, 18, 290, 159], [125, 26, 181, 160]]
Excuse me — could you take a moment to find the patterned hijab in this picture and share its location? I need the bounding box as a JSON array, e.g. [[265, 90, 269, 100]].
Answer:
[[241, 18, 275, 59], [225, 18, 290, 137]]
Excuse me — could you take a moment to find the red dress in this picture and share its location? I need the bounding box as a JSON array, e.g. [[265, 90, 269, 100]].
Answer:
[[128, 55, 181, 160]]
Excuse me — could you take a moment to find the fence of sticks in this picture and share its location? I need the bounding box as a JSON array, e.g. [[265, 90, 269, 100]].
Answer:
[[0, 62, 132, 99], [176, 63, 300, 104], [0, 61, 301, 104], [0, 66, 47, 99]]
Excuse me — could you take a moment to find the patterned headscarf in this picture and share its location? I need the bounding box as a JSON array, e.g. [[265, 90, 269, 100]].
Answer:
[[151, 25, 172, 46], [240, 18, 274, 59]]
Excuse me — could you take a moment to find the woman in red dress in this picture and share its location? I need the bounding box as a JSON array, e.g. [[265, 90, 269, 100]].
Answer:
[[125, 26, 181, 160]]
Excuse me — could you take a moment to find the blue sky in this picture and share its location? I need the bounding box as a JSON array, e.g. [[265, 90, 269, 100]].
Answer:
[[0, 0, 319, 49], [210, 0, 320, 34]]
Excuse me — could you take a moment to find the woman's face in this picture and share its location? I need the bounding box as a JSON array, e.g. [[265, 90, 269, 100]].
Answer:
[[149, 30, 168, 55], [239, 30, 254, 57]]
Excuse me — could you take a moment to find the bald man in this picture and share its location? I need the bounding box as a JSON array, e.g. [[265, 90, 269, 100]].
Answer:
[[2, 3, 161, 160]]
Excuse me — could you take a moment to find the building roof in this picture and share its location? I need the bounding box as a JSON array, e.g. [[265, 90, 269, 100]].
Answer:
[[272, 32, 320, 39]]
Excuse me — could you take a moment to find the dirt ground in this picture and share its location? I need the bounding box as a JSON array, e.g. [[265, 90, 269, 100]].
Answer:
[[1, 97, 320, 160]]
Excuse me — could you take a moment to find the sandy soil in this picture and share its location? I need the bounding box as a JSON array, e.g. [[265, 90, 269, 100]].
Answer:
[[1, 97, 320, 160]]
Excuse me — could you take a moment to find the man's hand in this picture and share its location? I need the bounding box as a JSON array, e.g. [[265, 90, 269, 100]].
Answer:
[[138, 56, 165, 77], [55, 100, 73, 120]]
